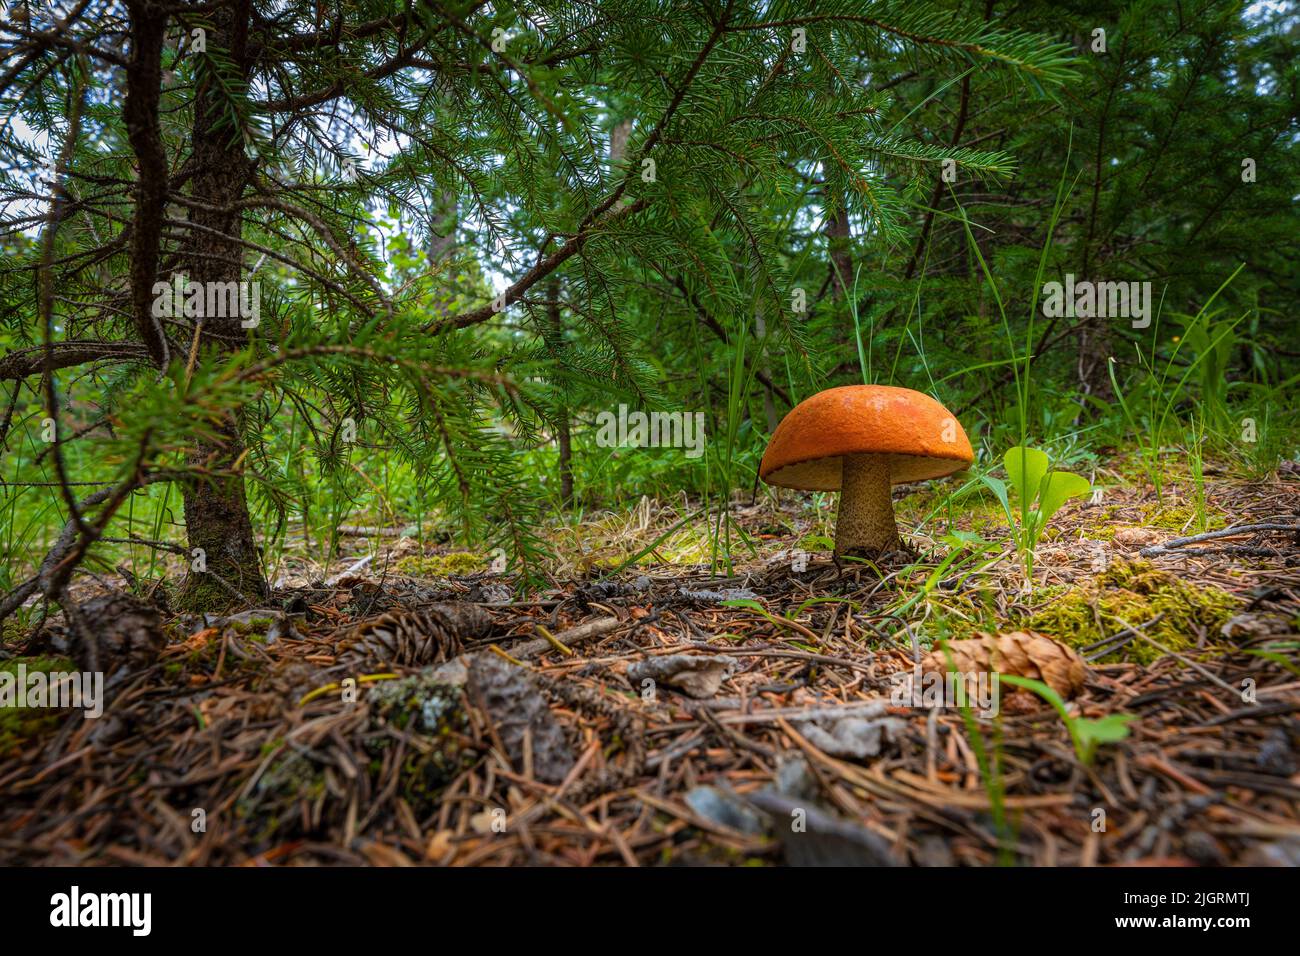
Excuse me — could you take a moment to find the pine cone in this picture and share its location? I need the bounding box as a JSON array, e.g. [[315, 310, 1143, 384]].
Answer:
[[920, 631, 1087, 699], [347, 603, 493, 666]]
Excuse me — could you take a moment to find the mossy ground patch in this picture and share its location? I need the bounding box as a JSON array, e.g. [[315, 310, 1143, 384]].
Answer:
[[1027, 558, 1237, 663], [394, 551, 489, 577]]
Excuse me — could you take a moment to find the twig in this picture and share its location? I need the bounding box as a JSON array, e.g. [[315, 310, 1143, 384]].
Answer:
[[1134, 631, 1243, 697], [1081, 614, 1164, 662], [1140, 523, 1300, 557], [505, 616, 622, 661]]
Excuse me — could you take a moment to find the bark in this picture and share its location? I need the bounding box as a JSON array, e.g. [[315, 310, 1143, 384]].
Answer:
[[824, 200, 853, 302], [178, 0, 266, 608], [123, 0, 170, 367], [545, 279, 574, 507], [0, 341, 149, 381], [609, 118, 632, 169], [427, 185, 457, 264], [425, 185, 458, 324]]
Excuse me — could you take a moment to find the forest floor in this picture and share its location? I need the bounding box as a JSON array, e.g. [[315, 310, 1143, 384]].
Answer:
[[2, 459, 1298, 866]]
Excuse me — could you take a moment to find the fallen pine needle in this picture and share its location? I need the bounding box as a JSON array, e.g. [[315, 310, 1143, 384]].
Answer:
[[298, 672, 400, 706]]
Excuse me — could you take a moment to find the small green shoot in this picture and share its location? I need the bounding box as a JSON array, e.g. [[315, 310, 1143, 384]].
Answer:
[[981, 446, 1090, 584], [999, 675, 1135, 765]]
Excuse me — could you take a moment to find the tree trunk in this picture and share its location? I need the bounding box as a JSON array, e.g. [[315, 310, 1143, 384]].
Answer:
[[609, 118, 633, 171], [178, 0, 266, 608], [825, 201, 853, 302], [557, 413, 574, 506], [753, 303, 779, 432], [428, 185, 458, 265], [545, 279, 574, 508], [1076, 318, 1115, 405]]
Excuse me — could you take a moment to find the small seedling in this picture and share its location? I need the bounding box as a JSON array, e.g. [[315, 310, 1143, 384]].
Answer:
[[981, 446, 1090, 585], [999, 675, 1135, 765]]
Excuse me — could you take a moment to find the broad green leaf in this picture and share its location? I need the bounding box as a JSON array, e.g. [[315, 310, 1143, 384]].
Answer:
[[1076, 714, 1136, 745], [1038, 471, 1090, 523], [1003, 446, 1049, 508], [1076, 714, 1136, 762], [941, 530, 992, 549], [978, 474, 1013, 524]]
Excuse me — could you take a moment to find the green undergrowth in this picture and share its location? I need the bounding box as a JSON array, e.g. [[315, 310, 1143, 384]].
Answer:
[[1026, 559, 1237, 663]]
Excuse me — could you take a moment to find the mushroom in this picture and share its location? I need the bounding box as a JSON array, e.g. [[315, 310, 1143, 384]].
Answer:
[[759, 385, 973, 558]]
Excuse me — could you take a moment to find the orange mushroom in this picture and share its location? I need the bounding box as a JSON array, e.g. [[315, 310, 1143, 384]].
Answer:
[[759, 385, 973, 557]]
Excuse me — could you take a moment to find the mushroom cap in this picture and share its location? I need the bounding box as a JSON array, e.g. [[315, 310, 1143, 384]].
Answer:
[[759, 385, 973, 491]]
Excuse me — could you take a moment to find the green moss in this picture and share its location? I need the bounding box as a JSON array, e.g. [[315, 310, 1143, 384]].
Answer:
[[584, 554, 632, 572], [895, 485, 1008, 534], [395, 551, 487, 578], [892, 490, 933, 518], [0, 656, 77, 755], [2, 618, 29, 647], [1141, 502, 1227, 533], [236, 749, 328, 841], [796, 534, 835, 552], [229, 616, 274, 636], [176, 573, 236, 614], [1027, 558, 1237, 663], [1032, 583, 1070, 604]]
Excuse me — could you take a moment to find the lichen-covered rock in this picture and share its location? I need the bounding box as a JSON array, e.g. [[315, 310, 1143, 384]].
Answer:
[[237, 671, 475, 845], [367, 671, 477, 805], [466, 653, 574, 784]]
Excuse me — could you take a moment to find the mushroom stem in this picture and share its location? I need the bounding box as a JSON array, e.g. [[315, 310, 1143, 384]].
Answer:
[[834, 454, 899, 557]]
